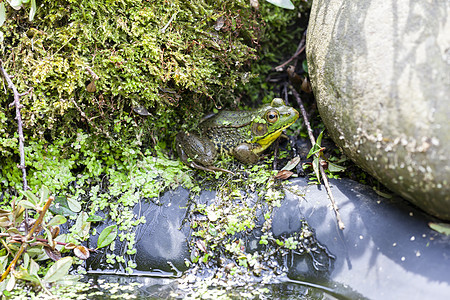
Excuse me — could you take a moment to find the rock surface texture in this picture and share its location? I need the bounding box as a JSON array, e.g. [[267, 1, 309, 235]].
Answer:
[[306, 0, 450, 220]]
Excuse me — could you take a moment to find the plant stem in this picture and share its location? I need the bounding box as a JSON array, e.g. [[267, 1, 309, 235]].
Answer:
[[290, 86, 345, 230], [0, 60, 30, 192], [0, 196, 55, 282], [274, 30, 307, 71], [0, 60, 33, 235]]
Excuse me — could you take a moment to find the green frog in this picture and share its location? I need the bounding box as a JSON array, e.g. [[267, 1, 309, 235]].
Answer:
[[176, 98, 299, 173]]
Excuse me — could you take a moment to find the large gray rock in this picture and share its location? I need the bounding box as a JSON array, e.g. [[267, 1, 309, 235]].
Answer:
[[306, 0, 450, 220]]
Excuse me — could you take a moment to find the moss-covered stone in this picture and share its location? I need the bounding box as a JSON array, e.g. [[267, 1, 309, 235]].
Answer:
[[1, 1, 309, 151]]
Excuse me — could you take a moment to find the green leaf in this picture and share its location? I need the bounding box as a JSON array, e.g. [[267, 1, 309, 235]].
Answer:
[[7, 227, 20, 235], [429, 222, 450, 236], [312, 157, 321, 184], [74, 212, 90, 240], [25, 246, 43, 257], [49, 196, 77, 216], [0, 258, 5, 274], [316, 130, 324, 147], [47, 215, 67, 227], [327, 162, 346, 173], [39, 186, 50, 205], [29, 0, 36, 22], [307, 131, 325, 159], [307, 144, 321, 159], [97, 225, 118, 249], [14, 267, 40, 285], [23, 253, 30, 269], [21, 190, 39, 205], [43, 257, 73, 283], [9, 0, 23, 9], [302, 59, 308, 74], [29, 259, 39, 276], [6, 275, 15, 292], [44, 227, 54, 248], [86, 215, 104, 222], [265, 0, 294, 10], [18, 200, 36, 210], [0, 3, 6, 27], [281, 156, 300, 171], [67, 197, 81, 213]]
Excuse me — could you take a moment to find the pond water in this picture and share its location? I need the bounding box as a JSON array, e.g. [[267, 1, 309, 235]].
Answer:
[[82, 273, 357, 299]]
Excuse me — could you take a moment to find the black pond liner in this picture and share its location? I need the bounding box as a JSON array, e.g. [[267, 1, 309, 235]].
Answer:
[[79, 184, 361, 299], [69, 177, 449, 299]]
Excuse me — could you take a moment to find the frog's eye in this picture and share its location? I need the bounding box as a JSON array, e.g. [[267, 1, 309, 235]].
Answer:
[[265, 110, 279, 124]]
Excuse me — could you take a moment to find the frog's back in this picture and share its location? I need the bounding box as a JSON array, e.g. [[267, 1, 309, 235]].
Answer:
[[200, 110, 254, 128], [200, 110, 254, 156]]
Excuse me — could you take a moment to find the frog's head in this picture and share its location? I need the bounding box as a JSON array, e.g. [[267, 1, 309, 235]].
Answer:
[[250, 98, 299, 152]]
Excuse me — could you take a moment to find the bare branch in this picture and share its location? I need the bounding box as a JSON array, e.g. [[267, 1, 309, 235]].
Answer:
[[0, 60, 29, 192], [19, 87, 33, 97], [274, 30, 307, 72], [290, 86, 345, 230], [71, 98, 116, 143]]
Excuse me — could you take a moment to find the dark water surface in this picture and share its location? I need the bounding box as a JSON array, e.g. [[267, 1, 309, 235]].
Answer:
[[82, 273, 358, 299]]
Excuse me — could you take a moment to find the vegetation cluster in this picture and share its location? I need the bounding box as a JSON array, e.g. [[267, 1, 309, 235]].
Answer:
[[0, 0, 312, 296]]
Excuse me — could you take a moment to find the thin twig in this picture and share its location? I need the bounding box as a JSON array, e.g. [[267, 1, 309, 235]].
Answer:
[[272, 138, 279, 170], [160, 12, 177, 33], [290, 86, 345, 230], [0, 60, 31, 234], [71, 98, 116, 143], [274, 30, 307, 71], [0, 196, 55, 282], [0, 60, 29, 192]]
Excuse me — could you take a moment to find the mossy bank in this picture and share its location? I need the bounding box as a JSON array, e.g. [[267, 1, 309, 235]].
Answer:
[[0, 0, 311, 296]]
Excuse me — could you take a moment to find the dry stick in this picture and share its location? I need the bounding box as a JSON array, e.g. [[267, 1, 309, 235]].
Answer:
[[71, 98, 115, 143], [274, 30, 307, 71], [85, 66, 99, 80], [290, 86, 345, 230], [0, 196, 55, 282], [0, 60, 30, 192], [0, 60, 32, 236]]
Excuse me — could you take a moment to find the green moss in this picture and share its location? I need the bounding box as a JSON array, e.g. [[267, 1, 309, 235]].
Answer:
[[1, 0, 309, 151], [0, 0, 267, 146]]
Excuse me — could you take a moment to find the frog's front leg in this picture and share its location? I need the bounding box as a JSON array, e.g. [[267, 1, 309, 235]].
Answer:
[[176, 132, 233, 174], [232, 143, 261, 164]]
